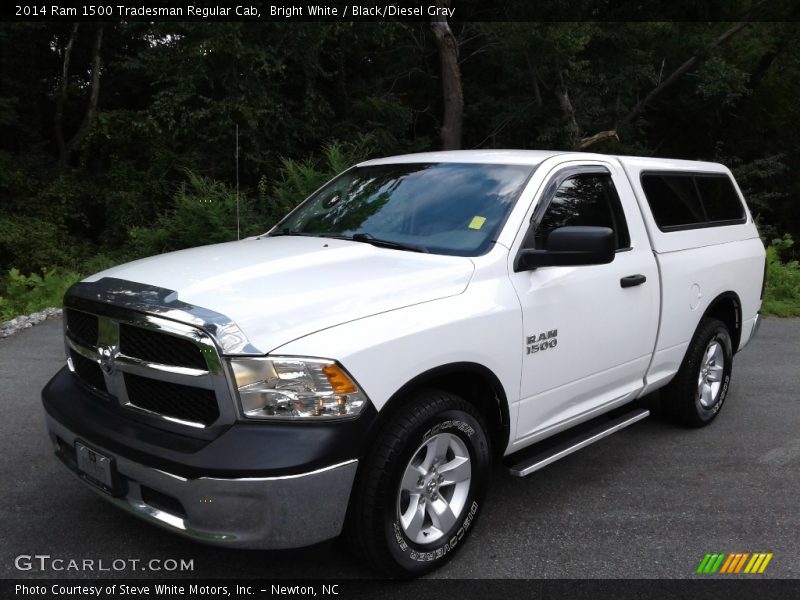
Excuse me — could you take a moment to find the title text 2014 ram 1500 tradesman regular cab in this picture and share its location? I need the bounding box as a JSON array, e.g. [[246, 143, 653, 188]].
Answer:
[[42, 150, 765, 576]]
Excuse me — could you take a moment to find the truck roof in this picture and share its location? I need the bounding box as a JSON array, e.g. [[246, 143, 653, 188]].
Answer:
[[360, 149, 564, 166], [360, 149, 728, 173]]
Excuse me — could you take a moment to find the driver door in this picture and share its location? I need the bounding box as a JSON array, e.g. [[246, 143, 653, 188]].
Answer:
[[509, 163, 659, 446]]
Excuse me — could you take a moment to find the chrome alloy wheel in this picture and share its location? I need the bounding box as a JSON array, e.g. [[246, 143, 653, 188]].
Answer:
[[396, 432, 472, 544], [697, 340, 725, 408]]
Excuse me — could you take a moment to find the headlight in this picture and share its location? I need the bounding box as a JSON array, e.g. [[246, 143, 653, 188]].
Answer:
[[229, 356, 368, 420]]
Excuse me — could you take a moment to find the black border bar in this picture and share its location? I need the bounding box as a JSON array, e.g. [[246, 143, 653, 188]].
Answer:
[[4, 0, 800, 23], [4, 579, 800, 600]]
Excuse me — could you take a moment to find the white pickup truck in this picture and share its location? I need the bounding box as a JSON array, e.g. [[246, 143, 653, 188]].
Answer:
[[43, 150, 766, 577]]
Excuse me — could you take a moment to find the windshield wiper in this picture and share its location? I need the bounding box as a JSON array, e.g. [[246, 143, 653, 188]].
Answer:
[[268, 228, 316, 237], [269, 229, 429, 253], [343, 232, 429, 253]]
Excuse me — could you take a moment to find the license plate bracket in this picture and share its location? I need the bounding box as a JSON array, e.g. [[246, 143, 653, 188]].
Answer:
[[75, 441, 117, 494]]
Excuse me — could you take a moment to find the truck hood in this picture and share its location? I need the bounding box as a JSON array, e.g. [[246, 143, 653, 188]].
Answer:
[[85, 236, 475, 353]]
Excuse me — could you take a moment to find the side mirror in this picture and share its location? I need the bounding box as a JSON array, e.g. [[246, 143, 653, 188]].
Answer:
[[516, 226, 615, 271]]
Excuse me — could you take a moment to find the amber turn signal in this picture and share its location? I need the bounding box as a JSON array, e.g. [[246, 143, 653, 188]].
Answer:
[[322, 364, 358, 394]]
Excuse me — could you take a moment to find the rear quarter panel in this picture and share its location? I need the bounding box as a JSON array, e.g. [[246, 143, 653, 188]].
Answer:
[[644, 238, 765, 392]]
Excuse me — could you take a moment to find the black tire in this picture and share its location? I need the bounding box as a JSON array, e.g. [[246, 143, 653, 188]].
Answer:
[[346, 389, 491, 577], [663, 317, 733, 427]]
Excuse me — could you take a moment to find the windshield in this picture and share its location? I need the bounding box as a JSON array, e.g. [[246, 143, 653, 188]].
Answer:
[[271, 162, 534, 256]]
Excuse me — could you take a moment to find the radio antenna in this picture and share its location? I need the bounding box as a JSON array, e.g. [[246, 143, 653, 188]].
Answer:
[[235, 122, 240, 240]]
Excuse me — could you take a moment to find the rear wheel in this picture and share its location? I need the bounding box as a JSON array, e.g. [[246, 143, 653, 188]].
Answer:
[[663, 317, 733, 427], [346, 389, 491, 577]]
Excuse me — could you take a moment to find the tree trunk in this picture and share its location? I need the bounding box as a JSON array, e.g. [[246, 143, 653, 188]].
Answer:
[[55, 24, 79, 169], [63, 26, 103, 165], [554, 70, 580, 146], [747, 45, 783, 90], [532, 76, 543, 108], [523, 52, 543, 108], [576, 130, 618, 150], [430, 1, 463, 150]]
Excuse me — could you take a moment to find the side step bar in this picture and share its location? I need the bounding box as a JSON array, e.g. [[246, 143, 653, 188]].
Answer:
[[508, 408, 650, 477]]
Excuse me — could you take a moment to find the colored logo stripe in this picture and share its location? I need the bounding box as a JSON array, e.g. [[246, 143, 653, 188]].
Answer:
[[697, 552, 773, 574], [720, 553, 748, 573], [719, 553, 736, 573], [745, 553, 773, 573], [696, 553, 726, 573]]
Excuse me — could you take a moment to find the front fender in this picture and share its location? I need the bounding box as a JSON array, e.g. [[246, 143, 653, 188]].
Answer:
[[271, 278, 523, 455]]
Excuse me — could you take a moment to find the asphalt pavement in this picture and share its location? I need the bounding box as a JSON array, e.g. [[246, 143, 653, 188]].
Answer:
[[1, 317, 798, 579]]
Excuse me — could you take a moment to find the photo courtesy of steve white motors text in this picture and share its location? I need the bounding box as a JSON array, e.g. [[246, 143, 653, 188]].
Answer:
[[14, 583, 341, 597]]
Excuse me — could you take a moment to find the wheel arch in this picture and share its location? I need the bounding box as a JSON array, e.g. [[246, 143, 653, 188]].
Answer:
[[701, 291, 742, 353], [367, 362, 511, 459]]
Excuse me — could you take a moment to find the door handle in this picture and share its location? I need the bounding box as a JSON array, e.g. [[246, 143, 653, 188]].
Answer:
[[620, 274, 646, 288]]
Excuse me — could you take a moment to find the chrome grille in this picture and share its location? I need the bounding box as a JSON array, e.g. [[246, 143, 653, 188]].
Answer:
[[124, 373, 219, 425], [68, 349, 107, 393], [63, 308, 231, 430], [65, 309, 98, 347], [120, 323, 208, 370]]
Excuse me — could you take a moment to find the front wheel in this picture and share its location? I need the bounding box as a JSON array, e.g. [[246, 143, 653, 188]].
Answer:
[[346, 389, 491, 577], [663, 317, 733, 427]]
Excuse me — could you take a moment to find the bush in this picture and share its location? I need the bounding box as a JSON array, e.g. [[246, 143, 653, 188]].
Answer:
[[127, 141, 378, 260], [0, 268, 82, 321], [259, 140, 377, 222], [762, 235, 800, 317], [0, 215, 88, 274], [127, 170, 262, 258]]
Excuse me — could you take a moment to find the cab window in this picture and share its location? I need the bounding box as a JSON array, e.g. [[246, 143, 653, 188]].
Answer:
[[533, 173, 630, 250]]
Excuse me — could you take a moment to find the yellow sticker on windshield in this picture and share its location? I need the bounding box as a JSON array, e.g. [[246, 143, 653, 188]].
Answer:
[[468, 216, 487, 230]]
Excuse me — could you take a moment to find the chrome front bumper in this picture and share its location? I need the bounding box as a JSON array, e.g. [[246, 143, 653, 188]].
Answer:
[[46, 414, 358, 549]]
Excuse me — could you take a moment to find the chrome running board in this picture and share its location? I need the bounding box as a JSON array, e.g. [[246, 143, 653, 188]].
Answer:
[[508, 408, 650, 477]]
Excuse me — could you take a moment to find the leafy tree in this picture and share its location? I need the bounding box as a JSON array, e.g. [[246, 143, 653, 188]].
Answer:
[[1, 14, 800, 296]]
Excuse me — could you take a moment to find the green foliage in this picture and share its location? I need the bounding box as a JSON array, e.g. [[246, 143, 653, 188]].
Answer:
[[729, 154, 788, 212], [762, 235, 800, 318], [261, 140, 376, 219], [694, 56, 750, 107], [0, 268, 82, 321], [2, 18, 800, 321], [128, 170, 262, 257], [0, 215, 88, 275], [770, 232, 795, 258]]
